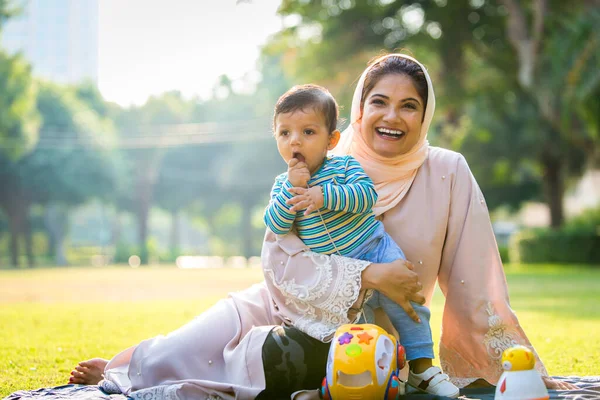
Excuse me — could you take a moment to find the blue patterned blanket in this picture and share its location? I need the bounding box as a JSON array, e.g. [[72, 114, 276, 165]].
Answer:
[[4, 376, 600, 400]]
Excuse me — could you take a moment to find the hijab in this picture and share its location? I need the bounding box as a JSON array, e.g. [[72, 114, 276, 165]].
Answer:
[[331, 53, 436, 216]]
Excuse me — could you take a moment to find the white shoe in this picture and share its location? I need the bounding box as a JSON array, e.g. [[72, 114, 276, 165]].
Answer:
[[408, 366, 460, 398]]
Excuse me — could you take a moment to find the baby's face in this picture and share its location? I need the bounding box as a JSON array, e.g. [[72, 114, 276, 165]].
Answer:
[[274, 107, 333, 175]]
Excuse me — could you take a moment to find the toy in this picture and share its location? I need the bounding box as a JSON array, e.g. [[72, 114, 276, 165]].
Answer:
[[494, 345, 549, 400], [321, 324, 406, 400]]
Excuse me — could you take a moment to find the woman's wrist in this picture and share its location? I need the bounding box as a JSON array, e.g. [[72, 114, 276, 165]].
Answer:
[[362, 263, 382, 290]]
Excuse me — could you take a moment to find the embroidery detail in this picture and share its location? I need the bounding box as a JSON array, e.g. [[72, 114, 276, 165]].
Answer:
[[483, 303, 520, 367], [264, 251, 369, 341]]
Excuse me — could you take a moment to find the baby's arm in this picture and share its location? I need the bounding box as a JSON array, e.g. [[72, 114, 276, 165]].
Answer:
[[263, 175, 297, 235], [288, 157, 378, 215], [323, 157, 378, 213]]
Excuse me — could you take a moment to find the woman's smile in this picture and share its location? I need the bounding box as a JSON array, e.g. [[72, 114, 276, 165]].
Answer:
[[375, 127, 406, 140]]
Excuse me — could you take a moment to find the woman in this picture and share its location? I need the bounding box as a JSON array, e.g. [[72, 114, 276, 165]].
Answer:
[[70, 53, 571, 399]]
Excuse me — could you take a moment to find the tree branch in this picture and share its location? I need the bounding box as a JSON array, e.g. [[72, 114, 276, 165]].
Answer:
[[500, 0, 540, 88], [531, 0, 547, 60]]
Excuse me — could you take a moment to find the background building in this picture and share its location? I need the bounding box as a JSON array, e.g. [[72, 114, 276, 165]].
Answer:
[[1, 0, 98, 84]]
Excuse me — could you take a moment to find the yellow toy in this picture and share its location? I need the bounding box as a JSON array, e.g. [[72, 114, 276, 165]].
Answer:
[[321, 324, 406, 400], [494, 345, 549, 400]]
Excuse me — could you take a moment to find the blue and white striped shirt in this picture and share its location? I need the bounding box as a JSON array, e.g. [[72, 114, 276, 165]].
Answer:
[[264, 155, 380, 255]]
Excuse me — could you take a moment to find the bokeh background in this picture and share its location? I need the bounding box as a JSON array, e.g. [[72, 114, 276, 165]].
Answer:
[[0, 0, 598, 268]]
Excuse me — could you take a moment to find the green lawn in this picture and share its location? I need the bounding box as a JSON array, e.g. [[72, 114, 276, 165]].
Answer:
[[0, 264, 599, 397]]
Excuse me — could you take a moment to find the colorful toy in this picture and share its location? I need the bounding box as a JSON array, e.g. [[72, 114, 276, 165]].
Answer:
[[321, 324, 406, 400], [494, 345, 549, 400]]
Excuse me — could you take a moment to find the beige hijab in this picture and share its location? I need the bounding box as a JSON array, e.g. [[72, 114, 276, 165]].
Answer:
[[331, 53, 435, 216]]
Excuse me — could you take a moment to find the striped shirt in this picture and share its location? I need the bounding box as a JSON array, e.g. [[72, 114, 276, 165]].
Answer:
[[263, 155, 380, 255]]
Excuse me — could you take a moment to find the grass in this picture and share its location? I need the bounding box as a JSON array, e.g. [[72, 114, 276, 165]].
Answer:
[[0, 263, 599, 397]]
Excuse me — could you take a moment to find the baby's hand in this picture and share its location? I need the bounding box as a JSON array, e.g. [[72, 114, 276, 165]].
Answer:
[[287, 186, 324, 215], [287, 158, 310, 188]]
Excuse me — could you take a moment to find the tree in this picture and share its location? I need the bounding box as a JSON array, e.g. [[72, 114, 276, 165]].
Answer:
[[269, 0, 600, 227], [0, 81, 117, 267], [0, 51, 40, 160], [498, 1, 600, 227], [153, 141, 230, 257], [0, 0, 19, 31], [112, 91, 194, 264]]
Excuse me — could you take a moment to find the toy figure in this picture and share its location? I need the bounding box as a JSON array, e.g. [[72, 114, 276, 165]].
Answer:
[[494, 345, 549, 400]]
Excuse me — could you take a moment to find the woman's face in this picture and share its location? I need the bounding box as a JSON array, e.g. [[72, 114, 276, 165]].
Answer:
[[359, 73, 425, 158]]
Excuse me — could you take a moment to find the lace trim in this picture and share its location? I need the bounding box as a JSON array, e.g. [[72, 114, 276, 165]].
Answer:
[[440, 302, 541, 387], [99, 379, 121, 394], [439, 343, 481, 388], [265, 251, 369, 341], [102, 380, 223, 400], [128, 385, 180, 400]]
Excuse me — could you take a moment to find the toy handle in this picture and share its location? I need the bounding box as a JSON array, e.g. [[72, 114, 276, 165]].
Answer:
[[321, 377, 331, 400], [397, 344, 406, 370]]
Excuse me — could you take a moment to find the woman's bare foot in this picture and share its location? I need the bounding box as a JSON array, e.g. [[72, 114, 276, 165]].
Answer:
[[68, 358, 109, 385]]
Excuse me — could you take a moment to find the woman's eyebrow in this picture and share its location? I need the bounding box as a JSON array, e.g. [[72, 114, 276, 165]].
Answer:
[[370, 93, 421, 105], [402, 97, 421, 105]]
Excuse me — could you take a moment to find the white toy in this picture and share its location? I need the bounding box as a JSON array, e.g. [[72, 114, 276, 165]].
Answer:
[[494, 345, 549, 400]]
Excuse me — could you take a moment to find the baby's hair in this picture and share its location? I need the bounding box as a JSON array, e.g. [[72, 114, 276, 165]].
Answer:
[[273, 84, 339, 134]]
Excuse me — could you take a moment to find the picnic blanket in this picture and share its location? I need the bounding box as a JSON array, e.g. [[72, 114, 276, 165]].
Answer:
[[4, 376, 600, 400]]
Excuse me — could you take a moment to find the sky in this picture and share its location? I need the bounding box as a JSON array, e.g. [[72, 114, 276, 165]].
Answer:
[[98, 0, 284, 106]]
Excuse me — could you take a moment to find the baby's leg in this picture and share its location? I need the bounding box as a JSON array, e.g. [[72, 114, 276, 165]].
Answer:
[[370, 232, 434, 372], [378, 295, 434, 372]]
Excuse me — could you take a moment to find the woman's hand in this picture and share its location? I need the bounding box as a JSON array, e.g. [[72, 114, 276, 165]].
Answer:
[[362, 259, 425, 323]]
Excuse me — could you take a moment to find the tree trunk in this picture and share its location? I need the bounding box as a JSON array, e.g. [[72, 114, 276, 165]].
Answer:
[[241, 199, 254, 259], [136, 197, 150, 265], [44, 204, 68, 266], [23, 211, 34, 268], [110, 211, 121, 245], [134, 154, 161, 265], [170, 209, 180, 256], [542, 155, 564, 228], [7, 211, 20, 268], [4, 196, 32, 268]]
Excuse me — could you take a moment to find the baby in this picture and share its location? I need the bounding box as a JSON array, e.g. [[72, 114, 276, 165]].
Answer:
[[263, 84, 459, 397]]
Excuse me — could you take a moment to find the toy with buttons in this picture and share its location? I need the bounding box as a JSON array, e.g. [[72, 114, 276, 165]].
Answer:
[[321, 324, 406, 400], [494, 345, 549, 400]]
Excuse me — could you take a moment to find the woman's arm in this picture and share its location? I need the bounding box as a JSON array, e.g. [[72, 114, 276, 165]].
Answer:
[[436, 154, 550, 388], [261, 230, 424, 342]]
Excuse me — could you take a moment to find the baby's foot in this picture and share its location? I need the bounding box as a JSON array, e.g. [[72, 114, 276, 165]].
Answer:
[[408, 366, 460, 398], [68, 358, 108, 385]]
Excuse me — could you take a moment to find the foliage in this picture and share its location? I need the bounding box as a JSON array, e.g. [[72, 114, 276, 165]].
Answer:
[[23, 81, 117, 205], [270, 0, 600, 227], [0, 0, 19, 32], [0, 51, 40, 159], [0, 81, 117, 267], [510, 226, 600, 265], [564, 206, 600, 234]]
